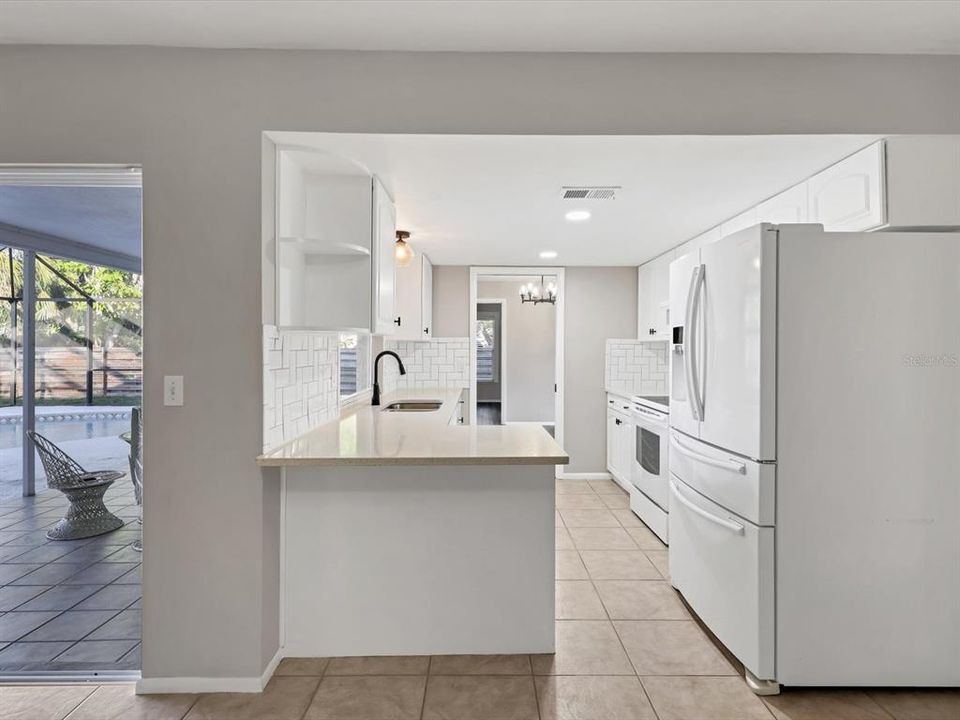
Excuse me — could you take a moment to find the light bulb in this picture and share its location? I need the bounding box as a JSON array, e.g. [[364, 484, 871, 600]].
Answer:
[[394, 238, 415, 267]]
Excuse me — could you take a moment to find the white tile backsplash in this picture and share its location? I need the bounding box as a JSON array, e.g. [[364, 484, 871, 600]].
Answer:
[[382, 337, 470, 392], [263, 325, 339, 450], [605, 339, 669, 396]]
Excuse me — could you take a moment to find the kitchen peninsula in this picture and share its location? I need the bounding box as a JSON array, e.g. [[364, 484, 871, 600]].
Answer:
[[257, 388, 568, 658]]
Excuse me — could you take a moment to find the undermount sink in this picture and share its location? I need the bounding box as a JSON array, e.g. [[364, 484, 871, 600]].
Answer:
[[381, 400, 443, 413]]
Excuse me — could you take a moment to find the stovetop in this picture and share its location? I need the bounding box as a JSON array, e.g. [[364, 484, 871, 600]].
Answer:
[[633, 395, 669, 412]]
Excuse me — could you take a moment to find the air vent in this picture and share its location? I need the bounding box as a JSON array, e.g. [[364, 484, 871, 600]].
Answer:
[[561, 186, 620, 200]]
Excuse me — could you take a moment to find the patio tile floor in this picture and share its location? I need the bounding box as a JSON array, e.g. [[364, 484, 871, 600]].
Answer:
[[0, 485, 140, 673]]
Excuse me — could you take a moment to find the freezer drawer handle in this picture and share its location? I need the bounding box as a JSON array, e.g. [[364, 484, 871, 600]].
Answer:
[[670, 435, 747, 475], [671, 480, 745, 535]]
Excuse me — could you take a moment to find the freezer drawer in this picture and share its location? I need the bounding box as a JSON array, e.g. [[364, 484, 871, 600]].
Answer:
[[669, 476, 775, 680], [669, 431, 775, 526]]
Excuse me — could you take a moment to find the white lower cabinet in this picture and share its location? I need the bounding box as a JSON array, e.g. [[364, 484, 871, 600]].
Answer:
[[606, 395, 634, 492], [669, 475, 775, 680]]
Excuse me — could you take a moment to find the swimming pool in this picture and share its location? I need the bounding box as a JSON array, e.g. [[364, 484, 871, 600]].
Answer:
[[0, 414, 133, 450]]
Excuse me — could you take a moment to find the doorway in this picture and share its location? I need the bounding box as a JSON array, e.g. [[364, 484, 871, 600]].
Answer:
[[0, 165, 143, 678], [470, 268, 564, 446]]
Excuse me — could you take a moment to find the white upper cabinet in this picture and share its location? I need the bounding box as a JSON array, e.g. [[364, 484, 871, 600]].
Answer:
[[638, 251, 673, 340], [371, 176, 398, 336], [676, 226, 722, 260], [274, 147, 398, 334], [808, 142, 885, 231], [395, 252, 434, 340], [720, 207, 760, 238], [757, 183, 809, 224]]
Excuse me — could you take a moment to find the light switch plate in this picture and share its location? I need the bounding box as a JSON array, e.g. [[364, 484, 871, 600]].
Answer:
[[164, 375, 184, 406]]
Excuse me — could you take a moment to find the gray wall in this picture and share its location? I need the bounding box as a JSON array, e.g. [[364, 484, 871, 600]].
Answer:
[[1, 45, 956, 684], [563, 267, 638, 473], [479, 280, 556, 423], [432, 266, 470, 337]]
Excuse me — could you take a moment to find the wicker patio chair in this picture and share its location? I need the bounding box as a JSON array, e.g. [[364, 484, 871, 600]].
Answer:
[[128, 407, 143, 552], [27, 431, 125, 541]]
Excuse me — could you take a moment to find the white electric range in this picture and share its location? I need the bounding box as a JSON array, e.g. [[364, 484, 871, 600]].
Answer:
[[629, 394, 670, 543]]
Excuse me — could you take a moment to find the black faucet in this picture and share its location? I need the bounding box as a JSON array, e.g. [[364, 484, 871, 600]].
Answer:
[[372, 350, 406, 406]]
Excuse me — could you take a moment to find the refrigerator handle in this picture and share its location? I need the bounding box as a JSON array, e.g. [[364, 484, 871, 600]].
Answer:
[[670, 434, 747, 475], [670, 480, 745, 535], [687, 264, 706, 421], [682, 266, 699, 419]]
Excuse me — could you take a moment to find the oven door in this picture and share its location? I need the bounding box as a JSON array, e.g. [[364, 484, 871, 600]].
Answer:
[[632, 411, 669, 510]]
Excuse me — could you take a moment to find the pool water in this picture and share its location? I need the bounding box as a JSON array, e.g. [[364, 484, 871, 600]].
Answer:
[[0, 416, 132, 450]]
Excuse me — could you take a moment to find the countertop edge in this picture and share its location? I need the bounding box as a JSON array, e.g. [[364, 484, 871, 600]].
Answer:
[[257, 454, 570, 468]]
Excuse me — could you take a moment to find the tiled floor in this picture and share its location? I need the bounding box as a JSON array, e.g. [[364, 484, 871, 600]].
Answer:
[[0, 484, 141, 673], [1, 479, 957, 719]]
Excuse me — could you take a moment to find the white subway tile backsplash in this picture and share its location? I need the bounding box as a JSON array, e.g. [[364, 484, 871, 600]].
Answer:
[[605, 339, 669, 396], [381, 337, 470, 393], [263, 325, 340, 451]]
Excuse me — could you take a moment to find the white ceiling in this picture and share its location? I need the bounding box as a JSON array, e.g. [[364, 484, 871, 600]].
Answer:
[[1, 1, 958, 54], [271, 133, 880, 266]]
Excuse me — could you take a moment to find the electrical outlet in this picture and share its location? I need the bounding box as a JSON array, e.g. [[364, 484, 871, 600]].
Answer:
[[164, 375, 184, 406]]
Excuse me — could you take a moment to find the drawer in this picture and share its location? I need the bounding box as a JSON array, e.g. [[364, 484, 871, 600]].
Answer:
[[669, 431, 775, 526], [669, 476, 775, 680]]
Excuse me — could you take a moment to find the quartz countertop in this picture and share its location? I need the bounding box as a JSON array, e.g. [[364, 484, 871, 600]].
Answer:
[[257, 388, 569, 467]]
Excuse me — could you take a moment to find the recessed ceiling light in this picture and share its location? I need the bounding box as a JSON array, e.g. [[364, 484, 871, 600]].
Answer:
[[565, 209, 591, 222], [539, 250, 558, 259]]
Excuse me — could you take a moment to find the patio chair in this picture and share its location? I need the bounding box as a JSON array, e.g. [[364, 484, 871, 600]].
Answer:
[[128, 407, 143, 552], [27, 431, 125, 541]]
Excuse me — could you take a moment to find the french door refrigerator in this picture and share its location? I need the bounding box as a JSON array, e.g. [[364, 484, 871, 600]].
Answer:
[[668, 223, 960, 693]]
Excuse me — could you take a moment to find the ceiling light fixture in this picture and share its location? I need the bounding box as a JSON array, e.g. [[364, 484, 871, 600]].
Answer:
[[539, 250, 558, 259], [395, 230, 414, 267], [565, 209, 591, 222], [519, 276, 558, 305]]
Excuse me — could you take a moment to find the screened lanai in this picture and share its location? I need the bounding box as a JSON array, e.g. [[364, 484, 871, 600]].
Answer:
[[0, 168, 142, 499], [0, 168, 143, 675]]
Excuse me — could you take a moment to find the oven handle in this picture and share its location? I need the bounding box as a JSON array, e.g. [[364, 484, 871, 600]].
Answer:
[[670, 434, 746, 475], [632, 406, 667, 423], [671, 480, 745, 535]]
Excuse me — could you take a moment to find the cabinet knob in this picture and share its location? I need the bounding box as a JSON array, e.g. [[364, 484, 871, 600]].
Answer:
[[649, 328, 656, 335], [394, 317, 402, 326], [615, 418, 622, 425], [423, 327, 429, 335]]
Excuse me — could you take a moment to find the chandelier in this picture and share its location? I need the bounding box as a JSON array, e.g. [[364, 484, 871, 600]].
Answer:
[[519, 276, 558, 305]]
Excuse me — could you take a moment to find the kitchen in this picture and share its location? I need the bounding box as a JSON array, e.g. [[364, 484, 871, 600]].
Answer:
[[255, 132, 959, 711]]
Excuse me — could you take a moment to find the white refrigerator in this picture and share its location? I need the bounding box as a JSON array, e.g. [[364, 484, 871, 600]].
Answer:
[[667, 223, 960, 692]]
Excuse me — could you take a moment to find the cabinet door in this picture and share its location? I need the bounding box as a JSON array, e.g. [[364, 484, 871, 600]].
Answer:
[[371, 176, 397, 335], [421, 254, 433, 338], [808, 142, 885, 231], [757, 183, 809, 224], [676, 226, 721, 260], [721, 207, 760, 238], [651, 252, 673, 337], [606, 408, 618, 474], [637, 263, 657, 338]]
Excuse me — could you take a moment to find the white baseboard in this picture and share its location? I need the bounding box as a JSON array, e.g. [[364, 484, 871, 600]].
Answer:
[[136, 648, 284, 695], [555, 472, 612, 481]]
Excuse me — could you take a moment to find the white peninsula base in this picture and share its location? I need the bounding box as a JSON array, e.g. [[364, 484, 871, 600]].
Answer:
[[281, 463, 556, 657]]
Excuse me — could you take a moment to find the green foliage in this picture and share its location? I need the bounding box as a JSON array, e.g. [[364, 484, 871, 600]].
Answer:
[[0, 249, 142, 351]]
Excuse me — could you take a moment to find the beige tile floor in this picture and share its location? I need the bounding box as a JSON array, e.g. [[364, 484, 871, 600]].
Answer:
[[1, 479, 958, 720]]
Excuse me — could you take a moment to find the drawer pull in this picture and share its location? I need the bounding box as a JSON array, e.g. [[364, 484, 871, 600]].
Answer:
[[671, 481, 745, 535], [671, 435, 746, 475]]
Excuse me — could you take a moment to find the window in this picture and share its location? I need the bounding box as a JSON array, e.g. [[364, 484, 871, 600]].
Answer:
[[339, 332, 371, 402], [476, 311, 500, 383]]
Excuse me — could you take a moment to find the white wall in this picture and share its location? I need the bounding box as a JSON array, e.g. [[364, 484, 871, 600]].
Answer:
[[432, 266, 470, 337], [478, 280, 556, 423], [1, 45, 956, 686]]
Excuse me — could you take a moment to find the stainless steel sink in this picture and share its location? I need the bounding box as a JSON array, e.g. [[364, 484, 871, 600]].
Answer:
[[381, 400, 443, 412]]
